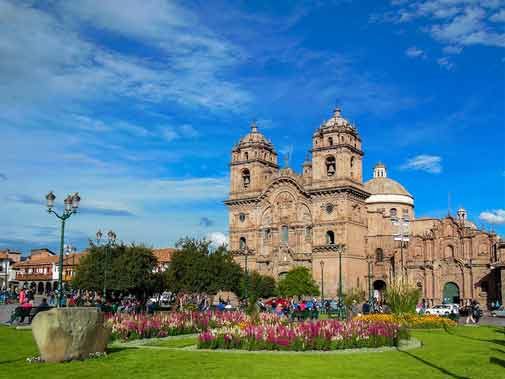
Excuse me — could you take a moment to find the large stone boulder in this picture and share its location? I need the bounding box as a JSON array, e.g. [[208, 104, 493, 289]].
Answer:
[[31, 307, 110, 363]]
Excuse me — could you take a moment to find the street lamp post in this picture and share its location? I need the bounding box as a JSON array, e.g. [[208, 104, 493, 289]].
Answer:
[[367, 257, 374, 304], [45, 191, 81, 308], [96, 229, 117, 299], [320, 260, 325, 308], [334, 243, 346, 320], [236, 245, 252, 304]]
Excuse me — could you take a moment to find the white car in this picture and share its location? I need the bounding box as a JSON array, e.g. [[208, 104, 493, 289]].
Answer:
[[424, 304, 457, 316]]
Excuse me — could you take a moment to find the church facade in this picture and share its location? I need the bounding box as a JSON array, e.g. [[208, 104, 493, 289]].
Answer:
[[225, 108, 504, 309]]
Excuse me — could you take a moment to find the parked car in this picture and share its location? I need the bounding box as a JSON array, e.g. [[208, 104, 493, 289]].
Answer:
[[491, 306, 505, 318], [424, 304, 454, 316]]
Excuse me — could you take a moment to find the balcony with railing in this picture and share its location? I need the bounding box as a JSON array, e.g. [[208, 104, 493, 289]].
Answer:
[[15, 273, 52, 281]]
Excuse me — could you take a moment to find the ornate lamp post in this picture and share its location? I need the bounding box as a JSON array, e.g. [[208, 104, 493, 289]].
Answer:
[[235, 244, 253, 304], [96, 229, 117, 299], [320, 260, 325, 308], [334, 243, 346, 320], [45, 191, 81, 308], [367, 256, 374, 304]]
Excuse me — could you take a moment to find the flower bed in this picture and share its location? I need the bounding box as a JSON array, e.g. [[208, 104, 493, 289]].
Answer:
[[108, 311, 281, 341], [198, 319, 406, 351], [354, 314, 457, 329], [108, 311, 248, 341]]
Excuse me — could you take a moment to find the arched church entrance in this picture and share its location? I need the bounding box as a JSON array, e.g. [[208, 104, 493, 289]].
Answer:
[[373, 280, 387, 303], [443, 282, 460, 304]]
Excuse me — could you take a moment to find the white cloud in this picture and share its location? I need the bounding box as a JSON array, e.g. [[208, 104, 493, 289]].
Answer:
[[378, 1, 505, 48], [437, 56, 454, 70], [206, 232, 228, 248], [162, 128, 179, 142], [0, 0, 251, 119], [405, 46, 426, 58], [479, 209, 505, 224], [442, 45, 463, 54], [400, 154, 442, 173]]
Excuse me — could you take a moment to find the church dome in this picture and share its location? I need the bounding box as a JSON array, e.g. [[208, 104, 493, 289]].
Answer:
[[364, 163, 414, 206], [315, 107, 359, 136], [234, 122, 275, 151]]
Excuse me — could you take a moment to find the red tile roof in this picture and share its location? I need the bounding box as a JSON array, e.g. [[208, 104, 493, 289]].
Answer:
[[153, 248, 176, 264]]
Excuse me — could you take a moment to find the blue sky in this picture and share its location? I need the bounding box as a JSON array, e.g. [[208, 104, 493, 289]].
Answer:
[[1, 0, 504, 255]]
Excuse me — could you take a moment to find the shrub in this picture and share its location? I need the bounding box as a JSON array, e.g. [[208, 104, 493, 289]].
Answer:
[[385, 279, 421, 315]]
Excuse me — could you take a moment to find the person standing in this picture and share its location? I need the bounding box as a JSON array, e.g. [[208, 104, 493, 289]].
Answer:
[[18, 288, 26, 305]]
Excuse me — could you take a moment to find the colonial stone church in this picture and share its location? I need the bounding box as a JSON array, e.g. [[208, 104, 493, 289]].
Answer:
[[225, 107, 505, 309]]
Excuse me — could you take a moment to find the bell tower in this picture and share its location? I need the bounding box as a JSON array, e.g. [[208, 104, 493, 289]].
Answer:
[[311, 107, 364, 186], [229, 122, 279, 196]]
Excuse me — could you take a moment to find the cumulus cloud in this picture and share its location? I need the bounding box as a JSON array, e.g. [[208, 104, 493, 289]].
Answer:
[[479, 209, 505, 225], [206, 232, 228, 248], [400, 154, 442, 173], [375, 1, 505, 49], [0, 0, 250, 116], [405, 46, 426, 58]]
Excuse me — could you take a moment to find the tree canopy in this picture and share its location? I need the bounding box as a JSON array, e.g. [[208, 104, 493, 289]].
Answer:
[[277, 266, 320, 298], [73, 243, 158, 296], [164, 238, 243, 295]]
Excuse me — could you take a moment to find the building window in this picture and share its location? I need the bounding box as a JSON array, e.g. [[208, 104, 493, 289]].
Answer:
[[390, 208, 397, 217], [281, 226, 289, 243], [325, 203, 334, 214], [239, 213, 246, 222], [242, 169, 250, 188], [328, 137, 333, 146], [263, 228, 271, 240], [325, 156, 336, 176], [326, 230, 335, 245], [375, 248, 384, 262], [239, 237, 247, 250], [244, 151, 249, 160]]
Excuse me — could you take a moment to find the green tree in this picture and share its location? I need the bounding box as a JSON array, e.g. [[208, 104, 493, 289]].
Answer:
[[164, 238, 243, 295], [241, 271, 277, 300], [73, 243, 158, 297], [277, 267, 320, 298]]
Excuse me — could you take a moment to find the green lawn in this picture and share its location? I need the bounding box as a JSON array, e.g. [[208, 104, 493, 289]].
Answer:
[[0, 325, 504, 379]]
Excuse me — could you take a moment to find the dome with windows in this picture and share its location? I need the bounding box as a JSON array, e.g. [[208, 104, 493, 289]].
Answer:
[[364, 163, 414, 206]]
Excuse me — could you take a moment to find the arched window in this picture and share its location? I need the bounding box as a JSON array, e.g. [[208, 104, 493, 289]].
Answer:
[[242, 169, 250, 188], [390, 208, 397, 217], [326, 230, 335, 245], [244, 151, 249, 160], [325, 156, 336, 177], [328, 137, 333, 146], [239, 237, 247, 250], [375, 248, 384, 262], [281, 225, 289, 243]]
